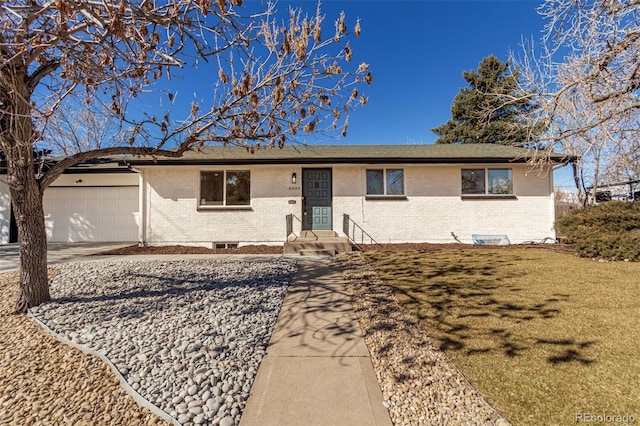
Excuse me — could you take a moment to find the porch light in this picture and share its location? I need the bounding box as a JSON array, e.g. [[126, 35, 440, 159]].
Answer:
[[291, 172, 297, 184]]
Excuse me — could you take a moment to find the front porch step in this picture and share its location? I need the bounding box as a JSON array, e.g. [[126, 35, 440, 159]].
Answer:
[[296, 230, 339, 239], [298, 249, 339, 257], [284, 234, 352, 256]]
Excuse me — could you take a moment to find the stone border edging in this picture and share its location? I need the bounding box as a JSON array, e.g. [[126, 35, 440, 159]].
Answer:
[[28, 310, 180, 426]]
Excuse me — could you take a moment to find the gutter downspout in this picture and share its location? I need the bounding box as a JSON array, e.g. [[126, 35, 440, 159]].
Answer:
[[129, 165, 147, 246], [550, 164, 558, 239]]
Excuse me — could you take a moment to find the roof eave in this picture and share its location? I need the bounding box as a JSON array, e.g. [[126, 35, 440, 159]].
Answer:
[[121, 156, 560, 167]]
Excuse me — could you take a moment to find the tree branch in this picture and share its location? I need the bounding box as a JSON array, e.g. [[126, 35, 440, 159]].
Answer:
[[25, 60, 60, 92], [39, 145, 192, 189]]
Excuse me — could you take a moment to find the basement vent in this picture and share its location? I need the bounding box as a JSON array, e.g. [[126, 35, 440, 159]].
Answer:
[[472, 234, 510, 246], [214, 242, 239, 249]]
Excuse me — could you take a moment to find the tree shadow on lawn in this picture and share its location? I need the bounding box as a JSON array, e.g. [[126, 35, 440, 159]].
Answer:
[[365, 250, 598, 366]]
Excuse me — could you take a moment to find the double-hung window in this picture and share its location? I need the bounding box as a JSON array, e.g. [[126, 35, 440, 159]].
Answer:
[[461, 168, 513, 195], [366, 169, 404, 196], [200, 170, 251, 206]]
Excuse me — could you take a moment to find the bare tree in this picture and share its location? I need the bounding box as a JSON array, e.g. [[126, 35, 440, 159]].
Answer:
[[45, 101, 121, 155], [554, 187, 579, 222], [1, 1, 371, 312], [509, 0, 639, 202], [548, 58, 637, 204]]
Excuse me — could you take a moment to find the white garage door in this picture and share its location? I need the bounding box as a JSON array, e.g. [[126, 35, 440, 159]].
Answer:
[[43, 186, 139, 242]]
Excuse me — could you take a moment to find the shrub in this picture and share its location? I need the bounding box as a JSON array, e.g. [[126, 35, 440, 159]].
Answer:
[[556, 201, 640, 260]]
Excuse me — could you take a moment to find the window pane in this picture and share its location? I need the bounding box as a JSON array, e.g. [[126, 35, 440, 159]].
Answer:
[[366, 170, 384, 195], [488, 169, 513, 194], [200, 171, 223, 205], [226, 170, 251, 205], [461, 169, 485, 194], [386, 169, 404, 195]]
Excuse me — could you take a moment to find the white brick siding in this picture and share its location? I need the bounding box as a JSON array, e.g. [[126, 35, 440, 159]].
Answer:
[[138, 166, 302, 246], [334, 164, 555, 244], [139, 163, 556, 246]]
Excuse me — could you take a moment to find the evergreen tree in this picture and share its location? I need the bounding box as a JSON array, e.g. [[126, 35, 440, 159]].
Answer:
[[432, 55, 537, 145]]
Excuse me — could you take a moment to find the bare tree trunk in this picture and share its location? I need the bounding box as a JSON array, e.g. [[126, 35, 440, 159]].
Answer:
[[592, 146, 602, 207], [1, 69, 51, 313], [571, 161, 586, 207], [9, 159, 50, 313]]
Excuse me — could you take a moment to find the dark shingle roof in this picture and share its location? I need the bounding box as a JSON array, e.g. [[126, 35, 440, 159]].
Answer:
[[1, 144, 572, 174], [123, 144, 573, 166], [0, 156, 135, 175]]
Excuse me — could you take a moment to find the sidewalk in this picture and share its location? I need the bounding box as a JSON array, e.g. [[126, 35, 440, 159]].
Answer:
[[240, 259, 392, 426]]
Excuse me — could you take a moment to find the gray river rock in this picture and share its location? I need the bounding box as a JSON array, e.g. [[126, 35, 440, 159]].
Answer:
[[30, 258, 296, 426]]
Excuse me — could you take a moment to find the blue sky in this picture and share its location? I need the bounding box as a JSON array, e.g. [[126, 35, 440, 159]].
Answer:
[[283, 0, 575, 190], [161, 0, 575, 190], [309, 0, 544, 145]]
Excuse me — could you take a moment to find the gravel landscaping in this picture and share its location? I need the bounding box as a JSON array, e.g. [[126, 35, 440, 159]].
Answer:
[[28, 259, 296, 426]]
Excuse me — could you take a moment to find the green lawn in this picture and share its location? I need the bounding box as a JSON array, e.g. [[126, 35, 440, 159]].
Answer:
[[364, 248, 640, 426]]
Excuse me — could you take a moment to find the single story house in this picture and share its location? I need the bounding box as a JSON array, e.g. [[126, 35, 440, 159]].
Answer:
[[0, 144, 572, 246]]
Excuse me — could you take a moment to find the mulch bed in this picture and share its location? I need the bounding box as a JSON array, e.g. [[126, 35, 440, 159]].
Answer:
[[95, 244, 284, 255], [96, 243, 576, 256], [357, 242, 576, 254]]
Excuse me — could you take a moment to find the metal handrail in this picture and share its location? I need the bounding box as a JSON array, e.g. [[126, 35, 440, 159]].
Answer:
[[342, 214, 379, 248], [286, 213, 303, 240]]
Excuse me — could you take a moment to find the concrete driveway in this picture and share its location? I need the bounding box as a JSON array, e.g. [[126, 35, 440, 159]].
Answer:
[[0, 242, 135, 273]]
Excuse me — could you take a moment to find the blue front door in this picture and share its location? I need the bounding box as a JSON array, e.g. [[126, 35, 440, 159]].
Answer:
[[302, 169, 332, 230]]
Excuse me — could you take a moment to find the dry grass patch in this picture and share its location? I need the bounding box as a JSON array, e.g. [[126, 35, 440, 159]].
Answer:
[[364, 248, 640, 426]]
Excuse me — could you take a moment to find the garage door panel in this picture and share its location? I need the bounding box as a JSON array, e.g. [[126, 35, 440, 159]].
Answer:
[[100, 216, 117, 227], [68, 200, 86, 212], [44, 186, 138, 242], [115, 216, 135, 226], [67, 214, 97, 242], [85, 200, 104, 212], [101, 203, 119, 214]]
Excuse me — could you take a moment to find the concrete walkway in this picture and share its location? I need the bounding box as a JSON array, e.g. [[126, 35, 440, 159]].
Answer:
[[240, 260, 392, 426]]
